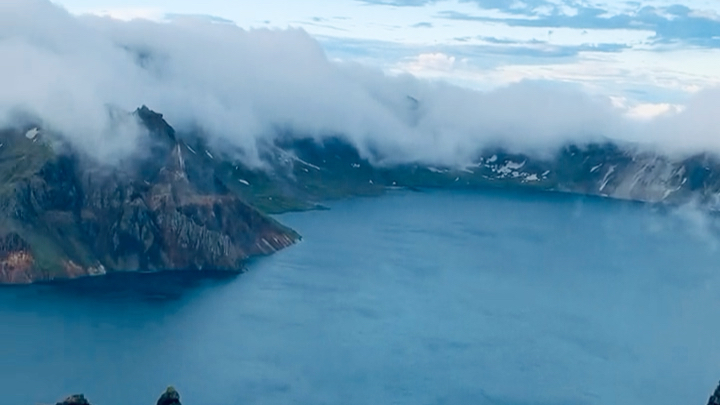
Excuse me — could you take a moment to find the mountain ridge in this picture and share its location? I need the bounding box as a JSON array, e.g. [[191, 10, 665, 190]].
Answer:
[[3, 106, 720, 284]]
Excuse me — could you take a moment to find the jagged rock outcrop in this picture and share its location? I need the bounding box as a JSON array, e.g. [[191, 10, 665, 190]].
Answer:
[[156, 387, 182, 405], [54, 387, 182, 405], [708, 381, 720, 405]]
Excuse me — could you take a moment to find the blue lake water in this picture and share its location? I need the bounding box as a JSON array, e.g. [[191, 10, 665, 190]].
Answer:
[[2, 189, 720, 405]]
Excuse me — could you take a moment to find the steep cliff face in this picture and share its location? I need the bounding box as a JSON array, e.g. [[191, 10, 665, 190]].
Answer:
[[0, 109, 299, 284]]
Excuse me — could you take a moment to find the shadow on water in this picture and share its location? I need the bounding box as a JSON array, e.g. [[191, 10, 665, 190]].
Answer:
[[0, 271, 241, 303]]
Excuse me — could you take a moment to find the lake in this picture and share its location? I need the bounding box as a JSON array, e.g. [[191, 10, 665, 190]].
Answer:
[[2, 189, 720, 405]]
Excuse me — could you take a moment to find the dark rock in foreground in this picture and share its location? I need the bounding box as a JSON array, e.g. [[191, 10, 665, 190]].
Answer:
[[55, 387, 181, 405], [56, 394, 90, 405], [49, 381, 720, 404], [708, 381, 720, 405], [157, 387, 182, 405]]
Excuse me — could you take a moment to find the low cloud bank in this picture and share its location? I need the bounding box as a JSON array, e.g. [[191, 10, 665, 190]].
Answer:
[[1, 0, 720, 165]]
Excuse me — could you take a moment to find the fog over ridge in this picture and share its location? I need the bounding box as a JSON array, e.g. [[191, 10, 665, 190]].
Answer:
[[2, 0, 720, 166]]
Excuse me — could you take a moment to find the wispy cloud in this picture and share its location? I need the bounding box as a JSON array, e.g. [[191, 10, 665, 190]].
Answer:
[[437, 3, 720, 48], [411, 21, 434, 28]]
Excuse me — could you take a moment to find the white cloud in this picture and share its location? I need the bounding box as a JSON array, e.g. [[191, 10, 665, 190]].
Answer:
[[399, 53, 457, 74], [4, 0, 720, 168], [81, 7, 164, 21], [626, 103, 684, 120]]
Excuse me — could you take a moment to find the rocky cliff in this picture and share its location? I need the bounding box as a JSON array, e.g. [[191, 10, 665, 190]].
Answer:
[[0, 108, 298, 284]]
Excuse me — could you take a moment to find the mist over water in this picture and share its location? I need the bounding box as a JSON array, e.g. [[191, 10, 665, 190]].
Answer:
[[2, 189, 720, 405]]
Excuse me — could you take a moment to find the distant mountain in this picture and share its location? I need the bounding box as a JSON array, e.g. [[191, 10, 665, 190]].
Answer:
[[222, 134, 720, 213], [2, 106, 720, 284]]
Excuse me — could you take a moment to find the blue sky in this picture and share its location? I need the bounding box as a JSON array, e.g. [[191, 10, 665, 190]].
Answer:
[[54, 0, 720, 116]]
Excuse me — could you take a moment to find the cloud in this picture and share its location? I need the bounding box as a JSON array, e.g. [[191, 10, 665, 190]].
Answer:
[[411, 22, 434, 28], [438, 3, 720, 48], [79, 7, 164, 21], [357, 0, 556, 15], [402, 52, 457, 72], [164, 13, 236, 25], [626, 103, 684, 120], [3, 0, 720, 168]]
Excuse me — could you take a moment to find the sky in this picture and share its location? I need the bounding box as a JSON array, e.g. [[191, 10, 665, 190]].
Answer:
[[53, 0, 720, 112]]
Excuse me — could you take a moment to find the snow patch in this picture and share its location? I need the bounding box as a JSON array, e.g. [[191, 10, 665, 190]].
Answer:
[[272, 148, 323, 171], [176, 145, 185, 170], [600, 165, 616, 192], [497, 161, 526, 176], [25, 128, 39, 140], [238, 179, 250, 186], [505, 161, 526, 170]]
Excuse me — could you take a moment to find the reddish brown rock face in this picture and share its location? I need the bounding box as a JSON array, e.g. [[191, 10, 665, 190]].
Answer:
[[0, 233, 36, 284]]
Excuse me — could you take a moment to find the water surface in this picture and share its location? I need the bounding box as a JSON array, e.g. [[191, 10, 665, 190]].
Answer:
[[2, 189, 720, 405]]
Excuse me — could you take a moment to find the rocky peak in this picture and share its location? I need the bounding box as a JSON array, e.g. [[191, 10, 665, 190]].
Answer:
[[157, 387, 182, 405], [56, 394, 90, 405], [135, 105, 176, 143], [708, 381, 720, 405]]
